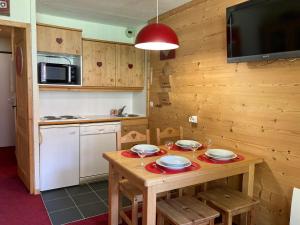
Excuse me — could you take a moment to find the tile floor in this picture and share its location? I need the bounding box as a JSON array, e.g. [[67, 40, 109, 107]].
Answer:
[[41, 180, 131, 225]]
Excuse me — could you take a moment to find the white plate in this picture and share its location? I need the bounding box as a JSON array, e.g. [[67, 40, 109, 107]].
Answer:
[[158, 155, 191, 166], [156, 157, 192, 170], [205, 149, 237, 161], [175, 140, 202, 149], [131, 144, 160, 154]]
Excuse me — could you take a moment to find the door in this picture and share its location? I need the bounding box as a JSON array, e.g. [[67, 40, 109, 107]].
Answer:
[[0, 53, 15, 147], [13, 27, 34, 192], [83, 40, 116, 87], [40, 125, 80, 191], [116, 45, 145, 88]]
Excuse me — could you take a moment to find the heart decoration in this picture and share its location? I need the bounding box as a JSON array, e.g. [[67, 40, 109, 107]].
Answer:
[[131, 133, 137, 139], [56, 37, 63, 44]]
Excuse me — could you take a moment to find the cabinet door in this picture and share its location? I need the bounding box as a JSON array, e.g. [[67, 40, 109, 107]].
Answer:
[[80, 133, 116, 178], [116, 45, 145, 88], [40, 126, 80, 191], [37, 25, 82, 55], [83, 40, 116, 87]]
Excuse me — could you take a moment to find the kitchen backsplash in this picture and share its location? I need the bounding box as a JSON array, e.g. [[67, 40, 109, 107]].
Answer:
[[39, 91, 137, 116]]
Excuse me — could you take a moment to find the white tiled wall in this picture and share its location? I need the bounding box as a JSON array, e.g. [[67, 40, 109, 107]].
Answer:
[[39, 91, 140, 116]]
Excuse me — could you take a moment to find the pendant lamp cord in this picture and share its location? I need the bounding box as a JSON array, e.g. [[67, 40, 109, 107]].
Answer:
[[156, 0, 159, 23]]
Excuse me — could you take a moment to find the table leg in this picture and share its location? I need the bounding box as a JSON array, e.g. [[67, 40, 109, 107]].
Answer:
[[142, 186, 157, 225], [242, 164, 255, 197], [241, 164, 255, 225], [108, 164, 120, 225]]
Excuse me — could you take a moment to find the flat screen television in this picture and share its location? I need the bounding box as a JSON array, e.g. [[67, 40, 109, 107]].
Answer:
[[226, 0, 300, 63]]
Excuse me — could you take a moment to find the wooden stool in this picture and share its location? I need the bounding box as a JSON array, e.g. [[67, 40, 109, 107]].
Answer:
[[157, 196, 220, 225], [197, 187, 259, 225]]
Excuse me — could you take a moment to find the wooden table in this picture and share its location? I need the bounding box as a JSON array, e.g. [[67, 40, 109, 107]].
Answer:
[[103, 148, 263, 225]]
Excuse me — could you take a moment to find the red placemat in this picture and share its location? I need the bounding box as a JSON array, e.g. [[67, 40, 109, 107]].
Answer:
[[121, 149, 167, 158], [198, 154, 245, 164], [145, 161, 200, 174], [170, 144, 203, 152]]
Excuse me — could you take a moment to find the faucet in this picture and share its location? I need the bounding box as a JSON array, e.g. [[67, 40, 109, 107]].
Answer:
[[117, 106, 126, 116]]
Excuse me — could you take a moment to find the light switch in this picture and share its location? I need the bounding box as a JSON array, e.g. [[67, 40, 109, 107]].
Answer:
[[189, 116, 198, 124], [149, 101, 154, 108]]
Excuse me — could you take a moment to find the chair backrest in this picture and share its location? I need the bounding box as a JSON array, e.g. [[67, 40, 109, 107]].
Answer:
[[290, 187, 300, 225], [156, 126, 183, 145], [117, 130, 150, 150]]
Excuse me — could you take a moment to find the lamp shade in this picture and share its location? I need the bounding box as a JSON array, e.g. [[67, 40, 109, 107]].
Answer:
[[135, 23, 179, 50]]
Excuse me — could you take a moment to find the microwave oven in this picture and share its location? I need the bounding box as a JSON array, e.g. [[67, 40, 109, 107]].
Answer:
[[38, 62, 79, 85]]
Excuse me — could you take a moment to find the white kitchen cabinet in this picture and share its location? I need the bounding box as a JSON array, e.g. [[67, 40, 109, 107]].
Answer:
[[80, 122, 120, 180], [40, 124, 80, 191]]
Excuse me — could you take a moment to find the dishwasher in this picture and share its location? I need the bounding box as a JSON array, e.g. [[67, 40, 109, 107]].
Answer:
[[79, 122, 120, 181]]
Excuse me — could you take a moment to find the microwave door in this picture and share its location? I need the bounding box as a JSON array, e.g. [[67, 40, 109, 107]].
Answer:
[[46, 66, 69, 84]]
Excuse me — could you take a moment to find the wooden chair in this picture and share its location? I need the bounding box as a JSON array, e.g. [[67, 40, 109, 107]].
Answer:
[[157, 196, 220, 225], [197, 186, 259, 225], [117, 129, 150, 225], [156, 126, 183, 146], [117, 130, 150, 150]]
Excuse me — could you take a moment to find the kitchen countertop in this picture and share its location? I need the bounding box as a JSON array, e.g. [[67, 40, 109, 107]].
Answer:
[[38, 115, 148, 126]]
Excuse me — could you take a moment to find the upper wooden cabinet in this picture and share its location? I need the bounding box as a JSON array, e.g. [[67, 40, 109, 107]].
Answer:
[[82, 39, 145, 89], [116, 45, 145, 88], [37, 24, 82, 55], [83, 40, 116, 87]]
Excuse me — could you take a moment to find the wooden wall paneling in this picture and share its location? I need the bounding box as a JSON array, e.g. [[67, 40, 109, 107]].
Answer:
[[82, 40, 116, 87], [149, 0, 300, 225]]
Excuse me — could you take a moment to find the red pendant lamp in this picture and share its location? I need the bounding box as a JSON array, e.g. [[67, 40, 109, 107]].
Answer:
[[135, 0, 179, 51]]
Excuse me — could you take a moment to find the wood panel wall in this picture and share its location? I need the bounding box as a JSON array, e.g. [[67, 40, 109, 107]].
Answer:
[[149, 0, 300, 224]]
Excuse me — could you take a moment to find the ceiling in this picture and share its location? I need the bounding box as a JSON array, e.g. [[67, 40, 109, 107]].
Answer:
[[36, 0, 191, 27]]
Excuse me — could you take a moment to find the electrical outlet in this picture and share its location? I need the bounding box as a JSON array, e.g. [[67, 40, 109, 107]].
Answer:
[[188, 116, 198, 124]]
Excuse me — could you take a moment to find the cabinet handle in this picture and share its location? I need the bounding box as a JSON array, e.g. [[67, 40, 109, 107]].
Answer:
[[97, 62, 103, 67], [128, 64, 133, 69], [118, 78, 121, 82], [56, 37, 63, 44], [110, 78, 114, 82], [69, 131, 76, 135]]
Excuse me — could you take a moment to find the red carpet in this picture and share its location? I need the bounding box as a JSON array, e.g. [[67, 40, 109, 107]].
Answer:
[[0, 147, 51, 225]]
